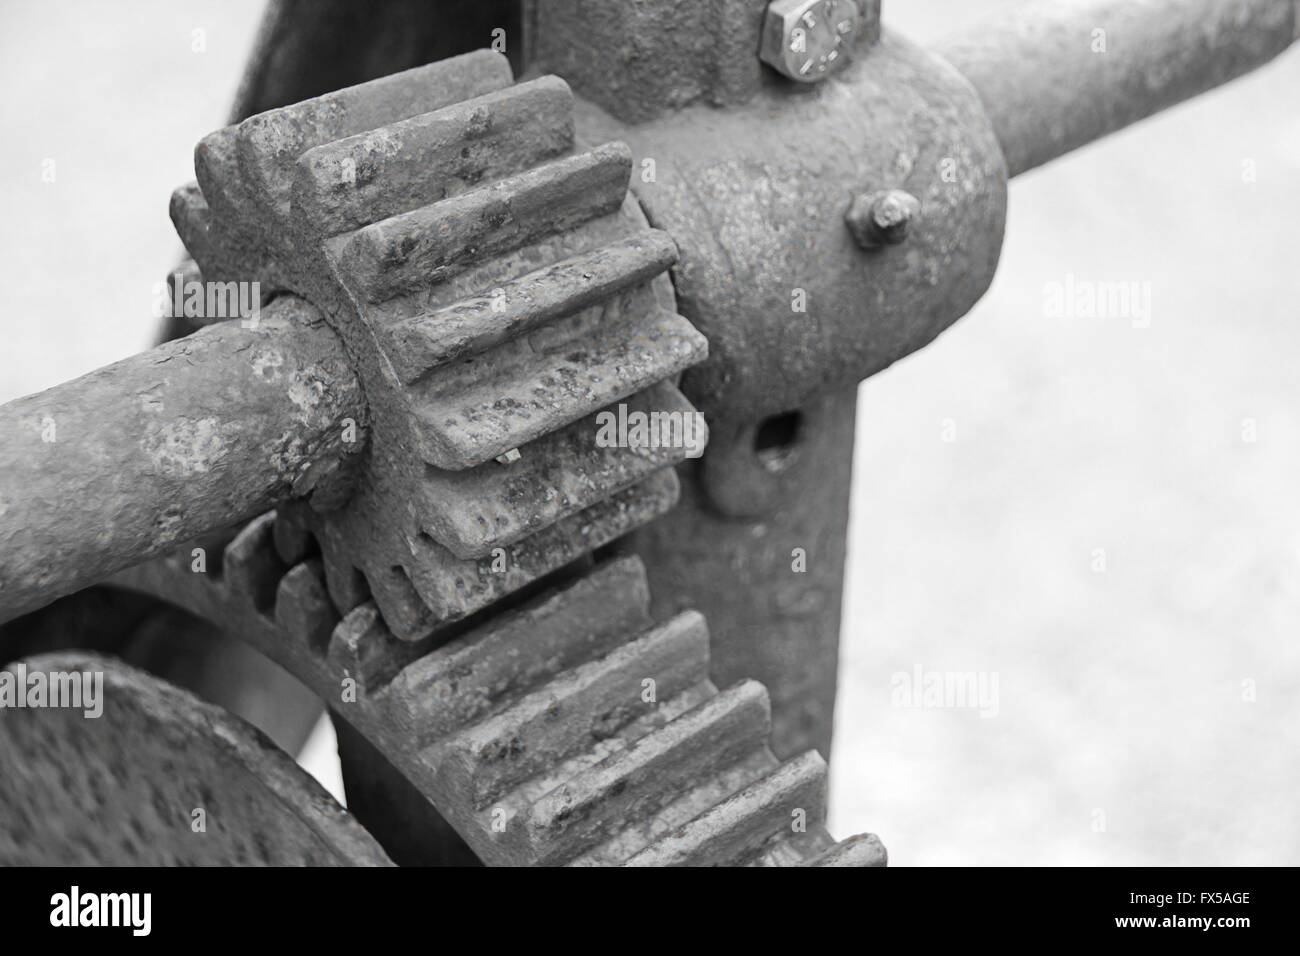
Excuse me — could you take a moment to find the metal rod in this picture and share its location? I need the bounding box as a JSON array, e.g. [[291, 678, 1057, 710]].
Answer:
[[936, 0, 1298, 177], [0, 298, 364, 623]]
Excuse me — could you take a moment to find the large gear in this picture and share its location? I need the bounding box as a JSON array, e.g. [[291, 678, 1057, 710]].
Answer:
[[108, 512, 884, 866]]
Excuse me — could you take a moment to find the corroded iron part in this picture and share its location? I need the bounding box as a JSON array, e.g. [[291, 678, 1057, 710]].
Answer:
[[572, 31, 1006, 424], [0, 652, 391, 866], [109, 513, 883, 866], [937, 0, 1299, 178], [549, 0, 1297, 766], [760, 0, 864, 84], [845, 189, 921, 250], [177, 51, 708, 641], [629, 388, 857, 761], [0, 297, 364, 623], [527, 0, 882, 123], [562, 22, 1002, 761]]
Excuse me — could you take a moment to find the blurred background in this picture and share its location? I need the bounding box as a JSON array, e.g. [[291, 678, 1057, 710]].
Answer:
[[1, 0, 1296, 864]]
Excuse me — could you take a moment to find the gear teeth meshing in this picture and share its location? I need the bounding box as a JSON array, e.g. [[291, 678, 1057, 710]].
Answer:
[[111, 520, 883, 868], [282, 466, 680, 635], [381, 555, 655, 745], [174, 51, 708, 641], [412, 383, 701, 559]]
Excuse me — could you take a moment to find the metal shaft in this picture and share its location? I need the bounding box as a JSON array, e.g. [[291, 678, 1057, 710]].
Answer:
[[0, 298, 364, 623], [937, 0, 1298, 177]]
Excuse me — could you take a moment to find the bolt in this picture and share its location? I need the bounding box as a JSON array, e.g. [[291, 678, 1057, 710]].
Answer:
[[760, 0, 863, 84], [845, 189, 920, 250]]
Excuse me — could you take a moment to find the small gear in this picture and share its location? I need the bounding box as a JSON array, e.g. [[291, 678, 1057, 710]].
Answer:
[[172, 50, 708, 641]]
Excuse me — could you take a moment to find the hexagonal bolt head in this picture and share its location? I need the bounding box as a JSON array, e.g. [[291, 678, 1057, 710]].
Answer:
[[761, 0, 862, 83], [845, 189, 920, 250]]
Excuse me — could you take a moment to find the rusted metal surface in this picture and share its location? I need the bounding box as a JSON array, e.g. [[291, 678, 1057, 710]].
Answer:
[[0, 652, 390, 865], [557, 0, 1296, 770], [845, 188, 921, 251], [628, 388, 857, 761], [937, 0, 1299, 178], [0, 297, 363, 623], [527, 0, 882, 122], [807, 831, 888, 866], [760, 0, 869, 83], [177, 53, 709, 641], [573, 30, 1007, 423], [108, 512, 883, 866], [545, 4, 999, 766]]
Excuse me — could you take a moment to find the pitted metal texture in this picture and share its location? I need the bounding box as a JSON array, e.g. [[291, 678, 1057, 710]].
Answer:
[[172, 51, 709, 641]]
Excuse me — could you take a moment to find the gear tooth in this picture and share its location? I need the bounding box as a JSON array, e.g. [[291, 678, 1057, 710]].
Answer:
[[168, 184, 215, 273], [194, 126, 253, 226], [405, 302, 706, 471], [804, 832, 889, 868], [193, 126, 263, 252], [292, 76, 575, 238], [301, 511, 371, 613], [395, 469, 679, 637], [424, 610, 711, 812], [620, 750, 829, 867], [327, 603, 385, 689], [335, 143, 633, 304], [361, 562, 438, 641], [419, 383, 704, 559], [386, 556, 653, 746], [273, 559, 338, 655], [325, 602, 433, 693], [524, 680, 771, 865], [271, 504, 314, 565], [190, 128, 282, 288], [383, 230, 678, 385], [220, 512, 284, 613], [234, 51, 515, 232]]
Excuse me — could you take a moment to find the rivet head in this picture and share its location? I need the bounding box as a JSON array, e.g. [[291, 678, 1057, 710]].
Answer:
[[845, 189, 921, 250]]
